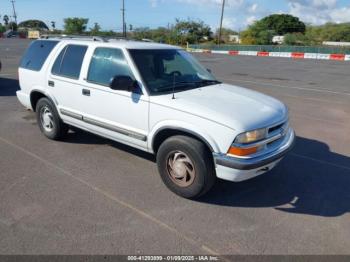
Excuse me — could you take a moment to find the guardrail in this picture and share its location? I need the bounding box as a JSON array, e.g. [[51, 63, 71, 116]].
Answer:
[[189, 44, 350, 55], [188, 47, 350, 62]]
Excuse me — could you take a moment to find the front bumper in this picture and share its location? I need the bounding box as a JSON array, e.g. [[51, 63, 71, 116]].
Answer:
[[213, 128, 295, 182]]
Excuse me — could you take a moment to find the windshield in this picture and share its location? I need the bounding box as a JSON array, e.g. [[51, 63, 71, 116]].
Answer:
[[128, 49, 220, 94]]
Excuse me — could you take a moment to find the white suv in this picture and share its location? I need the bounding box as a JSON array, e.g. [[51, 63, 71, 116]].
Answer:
[[17, 37, 295, 198]]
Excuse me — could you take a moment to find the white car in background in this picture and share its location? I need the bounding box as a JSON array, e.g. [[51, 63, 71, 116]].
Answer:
[[16, 37, 295, 198]]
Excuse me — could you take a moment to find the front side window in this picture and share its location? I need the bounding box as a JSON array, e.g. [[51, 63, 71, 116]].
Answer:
[[87, 47, 134, 86], [20, 40, 59, 71], [128, 49, 219, 94], [52, 45, 87, 79]]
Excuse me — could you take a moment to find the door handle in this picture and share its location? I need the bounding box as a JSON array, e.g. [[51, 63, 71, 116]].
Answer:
[[82, 89, 91, 96], [48, 80, 55, 87]]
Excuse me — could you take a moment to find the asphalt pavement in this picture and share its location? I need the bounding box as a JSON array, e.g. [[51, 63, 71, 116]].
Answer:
[[0, 39, 350, 255]]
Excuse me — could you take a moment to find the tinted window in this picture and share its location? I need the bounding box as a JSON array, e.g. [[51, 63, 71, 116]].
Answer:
[[52, 45, 87, 79], [20, 40, 58, 71], [87, 48, 134, 86]]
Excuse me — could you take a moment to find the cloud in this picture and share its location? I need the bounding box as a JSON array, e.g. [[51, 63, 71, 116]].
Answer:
[[287, 0, 350, 24], [248, 3, 258, 13], [149, 0, 158, 8], [222, 17, 237, 28], [171, 0, 244, 8], [246, 16, 257, 25]]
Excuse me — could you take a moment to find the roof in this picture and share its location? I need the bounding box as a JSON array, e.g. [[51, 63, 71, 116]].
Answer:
[[40, 36, 180, 50]]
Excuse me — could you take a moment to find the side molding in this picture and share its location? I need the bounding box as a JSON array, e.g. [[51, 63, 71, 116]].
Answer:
[[60, 109, 147, 142]]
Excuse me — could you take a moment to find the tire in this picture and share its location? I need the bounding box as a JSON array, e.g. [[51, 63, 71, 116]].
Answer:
[[36, 97, 68, 140], [156, 135, 216, 199]]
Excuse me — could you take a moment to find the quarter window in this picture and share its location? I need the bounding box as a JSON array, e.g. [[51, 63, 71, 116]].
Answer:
[[52, 45, 87, 79], [20, 40, 59, 71], [87, 48, 134, 86]]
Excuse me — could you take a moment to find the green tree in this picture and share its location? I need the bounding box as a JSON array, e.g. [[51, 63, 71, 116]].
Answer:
[[284, 33, 306, 45], [64, 17, 89, 34], [174, 19, 212, 45], [132, 27, 152, 40], [0, 23, 6, 33], [215, 27, 239, 43], [302, 23, 350, 45], [8, 22, 17, 31], [319, 23, 350, 42], [241, 14, 306, 45], [90, 22, 101, 35], [132, 19, 212, 45], [259, 14, 306, 35], [18, 20, 49, 30], [3, 15, 9, 26]]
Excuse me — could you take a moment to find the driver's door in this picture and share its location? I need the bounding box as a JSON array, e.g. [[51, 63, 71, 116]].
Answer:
[[79, 47, 149, 150]]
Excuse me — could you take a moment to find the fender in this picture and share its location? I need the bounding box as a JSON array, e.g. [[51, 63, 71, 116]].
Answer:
[[148, 120, 220, 154], [30, 87, 59, 110]]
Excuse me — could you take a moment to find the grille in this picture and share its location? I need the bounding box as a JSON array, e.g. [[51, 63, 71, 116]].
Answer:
[[268, 122, 285, 135]]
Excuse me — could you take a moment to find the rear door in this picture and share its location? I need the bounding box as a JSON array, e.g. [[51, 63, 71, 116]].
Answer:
[[48, 44, 88, 124]]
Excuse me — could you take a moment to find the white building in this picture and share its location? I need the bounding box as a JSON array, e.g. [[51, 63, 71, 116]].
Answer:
[[322, 41, 350, 47], [229, 35, 241, 43], [272, 36, 285, 45]]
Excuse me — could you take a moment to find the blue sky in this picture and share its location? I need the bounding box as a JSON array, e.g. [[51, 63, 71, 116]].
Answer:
[[1, 0, 350, 31]]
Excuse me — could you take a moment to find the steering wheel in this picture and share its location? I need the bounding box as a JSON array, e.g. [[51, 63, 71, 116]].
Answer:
[[169, 71, 182, 77]]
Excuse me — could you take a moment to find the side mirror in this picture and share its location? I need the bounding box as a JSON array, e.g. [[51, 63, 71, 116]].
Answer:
[[110, 75, 135, 91]]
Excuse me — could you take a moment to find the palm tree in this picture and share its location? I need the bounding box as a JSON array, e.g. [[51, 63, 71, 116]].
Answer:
[[3, 15, 9, 26]]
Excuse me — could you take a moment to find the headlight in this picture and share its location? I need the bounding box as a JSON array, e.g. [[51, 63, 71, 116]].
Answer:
[[228, 128, 267, 156], [234, 128, 267, 144]]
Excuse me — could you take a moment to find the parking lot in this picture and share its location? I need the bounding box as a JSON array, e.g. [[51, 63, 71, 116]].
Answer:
[[0, 38, 350, 255]]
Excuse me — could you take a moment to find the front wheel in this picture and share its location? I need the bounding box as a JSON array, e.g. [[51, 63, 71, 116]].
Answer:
[[156, 135, 216, 199]]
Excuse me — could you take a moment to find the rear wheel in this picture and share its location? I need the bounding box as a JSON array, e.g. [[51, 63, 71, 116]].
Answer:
[[36, 97, 68, 140], [157, 135, 216, 199]]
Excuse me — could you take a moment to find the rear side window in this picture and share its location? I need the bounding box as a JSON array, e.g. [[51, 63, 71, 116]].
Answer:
[[87, 47, 134, 86], [52, 45, 88, 79], [20, 40, 58, 71]]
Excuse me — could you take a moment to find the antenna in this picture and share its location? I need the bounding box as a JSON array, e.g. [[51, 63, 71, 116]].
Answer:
[[11, 0, 17, 24]]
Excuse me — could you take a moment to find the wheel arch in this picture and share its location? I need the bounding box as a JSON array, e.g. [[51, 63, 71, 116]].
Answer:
[[151, 126, 218, 155], [30, 89, 56, 112]]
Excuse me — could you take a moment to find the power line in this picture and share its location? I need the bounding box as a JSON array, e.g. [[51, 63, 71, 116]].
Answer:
[[121, 0, 126, 37], [10, 0, 17, 24]]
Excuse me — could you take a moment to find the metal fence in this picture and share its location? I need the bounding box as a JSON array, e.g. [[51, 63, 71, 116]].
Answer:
[[189, 44, 350, 54]]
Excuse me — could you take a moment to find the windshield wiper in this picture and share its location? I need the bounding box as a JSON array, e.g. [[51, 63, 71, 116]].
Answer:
[[195, 79, 221, 87], [155, 80, 221, 93], [156, 81, 198, 92]]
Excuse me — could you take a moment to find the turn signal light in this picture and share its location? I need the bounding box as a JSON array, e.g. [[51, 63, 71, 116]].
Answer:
[[228, 146, 258, 156]]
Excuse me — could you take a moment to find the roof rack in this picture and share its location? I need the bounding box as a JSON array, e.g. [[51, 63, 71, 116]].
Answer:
[[40, 34, 109, 42]]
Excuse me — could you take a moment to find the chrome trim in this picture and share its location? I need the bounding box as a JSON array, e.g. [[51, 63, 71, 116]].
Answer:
[[232, 121, 289, 150], [214, 128, 295, 170], [233, 132, 283, 149], [60, 109, 83, 120], [60, 109, 147, 141], [83, 117, 147, 142]]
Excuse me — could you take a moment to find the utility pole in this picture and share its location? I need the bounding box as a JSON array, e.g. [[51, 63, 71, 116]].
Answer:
[[121, 0, 126, 37], [11, 0, 17, 24], [218, 0, 225, 45]]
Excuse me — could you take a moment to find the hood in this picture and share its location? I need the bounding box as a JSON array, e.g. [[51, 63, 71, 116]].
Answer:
[[150, 83, 288, 132]]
